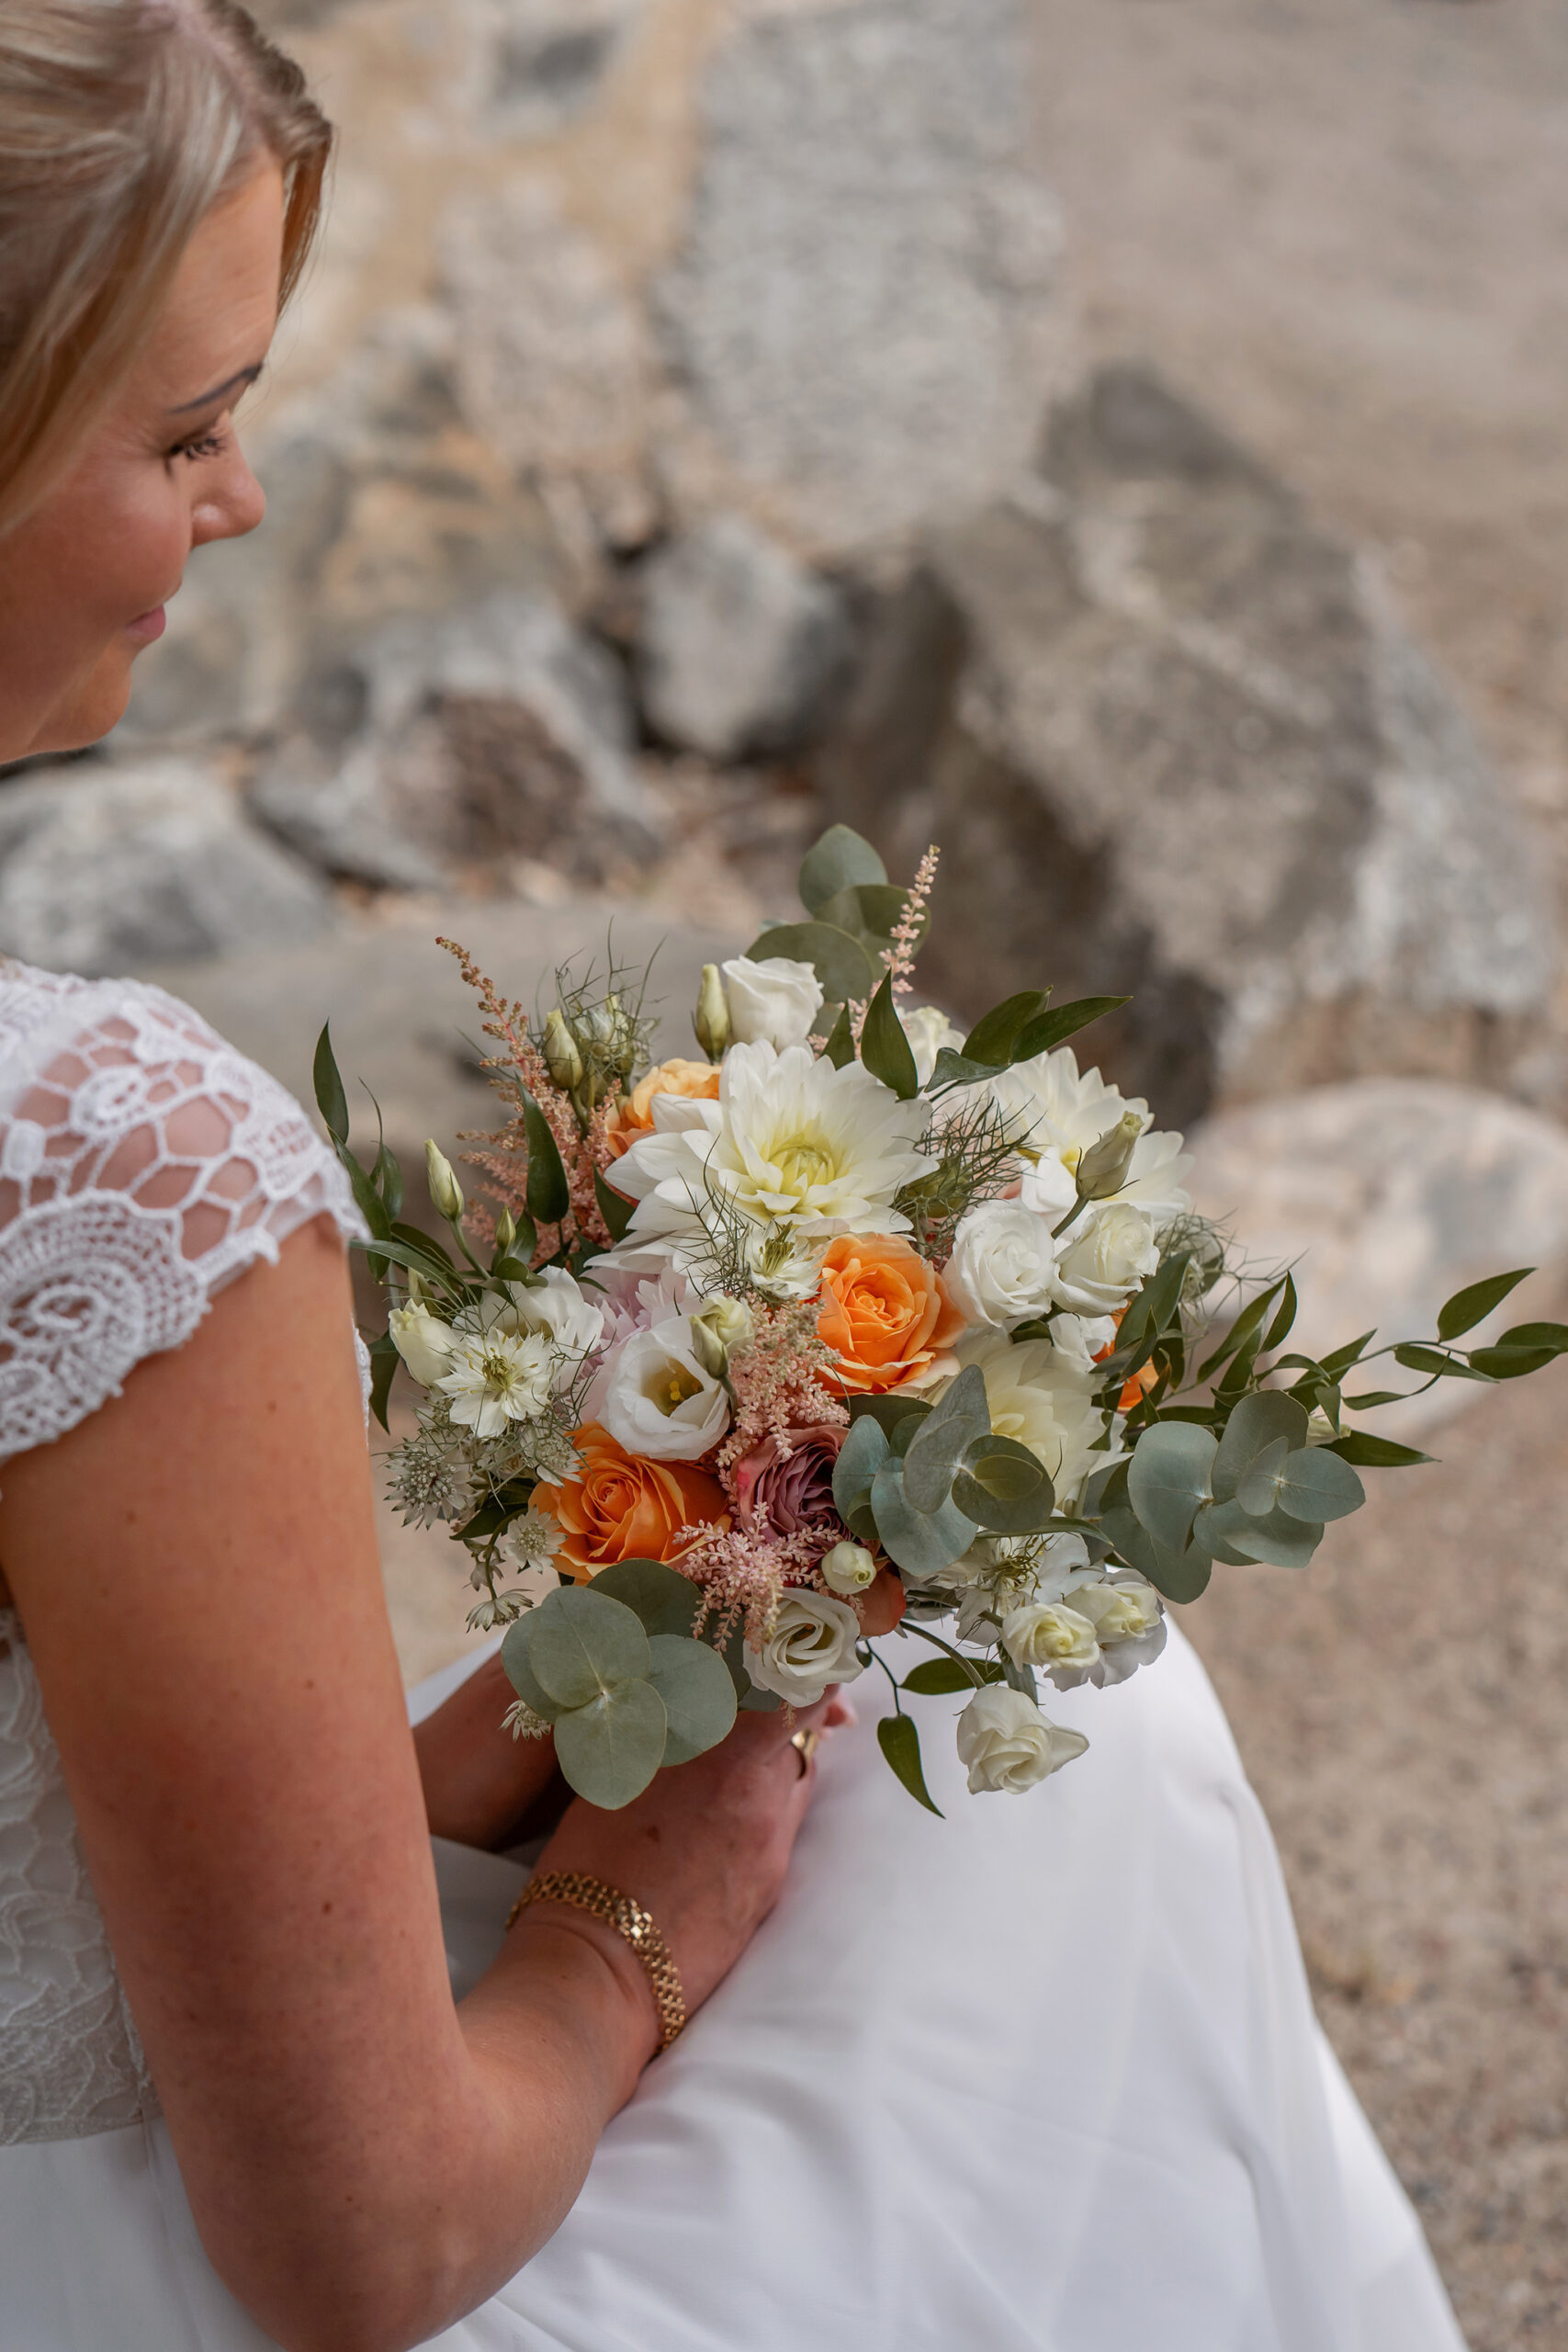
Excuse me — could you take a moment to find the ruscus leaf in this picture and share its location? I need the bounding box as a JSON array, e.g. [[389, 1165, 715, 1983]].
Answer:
[[860, 971, 921, 1100], [1436, 1266, 1534, 1342], [876, 1712, 943, 1815], [313, 1023, 349, 1145], [519, 1089, 571, 1226]]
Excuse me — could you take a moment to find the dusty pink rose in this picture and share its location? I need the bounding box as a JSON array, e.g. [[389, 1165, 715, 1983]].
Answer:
[[734, 1423, 846, 1536]]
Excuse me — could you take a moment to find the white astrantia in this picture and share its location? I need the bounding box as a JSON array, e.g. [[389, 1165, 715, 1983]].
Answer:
[[898, 1003, 965, 1086], [589, 1315, 731, 1463], [745, 1588, 866, 1706], [720, 955, 824, 1051], [389, 1299, 457, 1387], [943, 1197, 1059, 1330], [955, 1686, 1088, 1793], [615, 1041, 935, 1245], [937, 1329, 1103, 1510], [436, 1326, 556, 1438], [999, 1600, 1101, 1683]]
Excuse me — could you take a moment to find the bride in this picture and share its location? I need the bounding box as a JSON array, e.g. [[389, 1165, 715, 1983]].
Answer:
[[0, 8, 1467, 2348]]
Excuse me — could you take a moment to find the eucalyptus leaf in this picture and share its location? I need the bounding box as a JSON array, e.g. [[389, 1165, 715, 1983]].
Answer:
[[1274, 1445, 1366, 1525], [860, 972, 921, 1100], [1186, 1503, 1259, 1566], [529, 1586, 651, 1709], [644, 1634, 738, 1765], [1126, 1421, 1217, 1553], [903, 1364, 991, 1511], [553, 1679, 668, 1809], [499, 1615, 559, 1722], [589, 1558, 704, 1640], [1200, 1496, 1322, 1568], [798, 825, 886, 916], [848, 1392, 931, 1441], [1235, 1434, 1292, 1517], [1211, 1389, 1310, 1504], [1436, 1265, 1534, 1341], [876, 1712, 943, 1815], [871, 1459, 977, 1577], [742, 921, 879, 1006], [833, 1413, 890, 1523], [951, 1434, 1055, 1534], [815, 882, 919, 952]]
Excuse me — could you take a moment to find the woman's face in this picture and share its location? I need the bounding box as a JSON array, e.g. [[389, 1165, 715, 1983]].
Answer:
[[0, 166, 284, 765]]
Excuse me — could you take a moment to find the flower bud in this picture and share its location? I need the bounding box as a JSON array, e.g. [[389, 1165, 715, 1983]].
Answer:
[[493, 1206, 516, 1257], [820, 1540, 877, 1597], [687, 1314, 728, 1380], [424, 1138, 465, 1222], [1075, 1110, 1145, 1202], [696, 1295, 754, 1359], [693, 963, 732, 1061], [542, 1007, 585, 1093]]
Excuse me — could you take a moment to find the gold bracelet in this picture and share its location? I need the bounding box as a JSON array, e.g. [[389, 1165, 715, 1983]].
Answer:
[[506, 1871, 687, 2052]]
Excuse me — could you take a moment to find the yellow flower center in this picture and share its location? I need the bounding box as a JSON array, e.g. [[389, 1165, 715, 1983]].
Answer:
[[773, 1133, 838, 1196], [644, 1360, 705, 1418]]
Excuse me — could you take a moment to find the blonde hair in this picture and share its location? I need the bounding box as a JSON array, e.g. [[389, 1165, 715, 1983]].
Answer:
[[0, 0, 331, 534]]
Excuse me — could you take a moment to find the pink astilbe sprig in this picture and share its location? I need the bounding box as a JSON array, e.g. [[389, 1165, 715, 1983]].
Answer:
[[714, 1300, 848, 1486], [670, 1522, 831, 1652], [884, 843, 939, 998]]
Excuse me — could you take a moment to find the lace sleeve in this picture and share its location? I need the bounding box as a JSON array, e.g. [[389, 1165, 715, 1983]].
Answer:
[[0, 965, 363, 1466]]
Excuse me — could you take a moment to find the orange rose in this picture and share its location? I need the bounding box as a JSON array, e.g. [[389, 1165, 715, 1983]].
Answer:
[[604, 1057, 721, 1159], [533, 1423, 729, 1581], [816, 1233, 967, 1395]]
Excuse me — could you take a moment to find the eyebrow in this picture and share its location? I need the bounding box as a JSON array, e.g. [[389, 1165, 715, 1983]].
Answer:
[[166, 363, 264, 415]]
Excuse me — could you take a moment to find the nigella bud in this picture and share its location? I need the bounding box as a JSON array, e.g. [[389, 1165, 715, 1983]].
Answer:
[[694, 963, 731, 1061], [424, 1137, 465, 1222], [1075, 1110, 1145, 1202], [542, 1007, 585, 1092]]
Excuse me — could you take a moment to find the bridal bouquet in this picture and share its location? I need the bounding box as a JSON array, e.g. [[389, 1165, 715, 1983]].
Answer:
[[316, 826, 1568, 1812]]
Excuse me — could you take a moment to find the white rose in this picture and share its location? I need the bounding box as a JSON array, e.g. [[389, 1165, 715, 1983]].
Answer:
[[942, 1198, 1059, 1330], [999, 1600, 1101, 1681], [389, 1301, 457, 1387], [1050, 1201, 1160, 1317], [592, 1318, 731, 1462], [955, 1686, 1089, 1793], [721, 955, 825, 1051], [505, 1267, 604, 1366], [745, 1588, 866, 1706], [820, 1541, 877, 1597], [1066, 1575, 1168, 1687], [899, 1004, 965, 1085]]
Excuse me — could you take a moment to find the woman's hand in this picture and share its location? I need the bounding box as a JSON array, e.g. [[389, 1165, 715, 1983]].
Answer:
[[414, 1648, 567, 1850], [513, 1690, 853, 2052]]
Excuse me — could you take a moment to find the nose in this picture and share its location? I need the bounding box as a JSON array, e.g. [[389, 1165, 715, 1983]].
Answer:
[[190, 445, 266, 549]]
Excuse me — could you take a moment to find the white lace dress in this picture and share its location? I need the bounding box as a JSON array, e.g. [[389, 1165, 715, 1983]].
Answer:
[[0, 963, 1466, 2352]]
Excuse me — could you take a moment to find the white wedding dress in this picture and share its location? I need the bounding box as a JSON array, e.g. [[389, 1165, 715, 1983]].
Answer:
[[0, 962, 1465, 2352]]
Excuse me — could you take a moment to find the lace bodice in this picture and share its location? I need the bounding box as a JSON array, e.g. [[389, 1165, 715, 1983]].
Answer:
[[0, 963, 359, 2144]]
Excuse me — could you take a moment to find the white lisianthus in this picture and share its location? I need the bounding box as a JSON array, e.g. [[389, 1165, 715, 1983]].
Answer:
[[820, 1541, 878, 1596], [1066, 1575, 1167, 1687], [899, 1003, 966, 1085], [1050, 1201, 1160, 1317], [745, 1587, 866, 1706], [591, 1317, 731, 1462], [955, 1686, 1088, 1793], [942, 1198, 1059, 1330], [720, 955, 825, 1050], [503, 1267, 604, 1365], [389, 1300, 457, 1387], [938, 1330, 1102, 1510], [437, 1328, 556, 1437], [999, 1600, 1101, 1683], [615, 1042, 935, 1242]]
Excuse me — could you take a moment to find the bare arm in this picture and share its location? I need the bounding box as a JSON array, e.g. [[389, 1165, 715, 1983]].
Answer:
[[0, 1219, 831, 2352]]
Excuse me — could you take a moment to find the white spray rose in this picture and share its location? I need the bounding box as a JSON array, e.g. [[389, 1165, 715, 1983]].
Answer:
[[955, 1686, 1089, 1793], [898, 1004, 966, 1085], [389, 1301, 458, 1388], [593, 1318, 731, 1462], [745, 1588, 866, 1706], [820, 1541, 877, 1597], [1066, 1575, 1168, 1686], [1050, 1202, 1160, 1317], [720, 955, 825, 1050], [999, 1600, 1101, 1681], [943, 1198, 1060, 1330]]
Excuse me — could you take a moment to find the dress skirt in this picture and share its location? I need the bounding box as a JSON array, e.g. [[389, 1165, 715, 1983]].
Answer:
[[0, 1625, 1465, 2352]]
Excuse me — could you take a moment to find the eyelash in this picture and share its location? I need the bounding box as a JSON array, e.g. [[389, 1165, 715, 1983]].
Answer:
[[166, 427, 228, 465]]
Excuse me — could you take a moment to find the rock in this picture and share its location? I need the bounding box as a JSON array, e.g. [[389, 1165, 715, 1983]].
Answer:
[[248, 741, 445, 894], [0, 759, 333, 974], [657, 0, 1065, 552], [1186, 1079, 1568, 1438], [819, 366, 1559, 1128], [637, 516, 852, 759]]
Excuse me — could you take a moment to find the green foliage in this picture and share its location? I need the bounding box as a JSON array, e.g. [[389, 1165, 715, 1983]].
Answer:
[[744, 919, 880, 1006], [313, 1023, 349, 1144], [821, 1003, 856, 1069], [876, 1712, 943, 1815], [518, 1089, 571, 1226], [554, 1682, 668, 1809], [928, 995, 1131, 1093], [860, 972, 921, 1100], [1437, 1267, 1534, 1341], [798, 824, 886, 914], [951, 1435, 1055, 1536], [902, 1657, 1005, 1694], [593, 1167, 634, 1242], [643, 1634, 738, 1765], [903, 1365, 990, 1510]]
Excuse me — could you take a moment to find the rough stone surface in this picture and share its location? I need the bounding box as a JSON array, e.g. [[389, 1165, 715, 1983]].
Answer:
[[637, 515, 852, 759], [0, 760, 333, 974], [657, 0, 1064, 551], [1186, 1080, 1568, 1441], [820, 367, 1558, 1128]]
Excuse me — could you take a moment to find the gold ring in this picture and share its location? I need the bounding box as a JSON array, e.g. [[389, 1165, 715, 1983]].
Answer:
[[791, 1728, 820, 1777]]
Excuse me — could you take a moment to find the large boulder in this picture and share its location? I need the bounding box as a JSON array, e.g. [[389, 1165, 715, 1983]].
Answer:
[[0, 759, 333, 973], [819, 366, 1558, 1128]]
